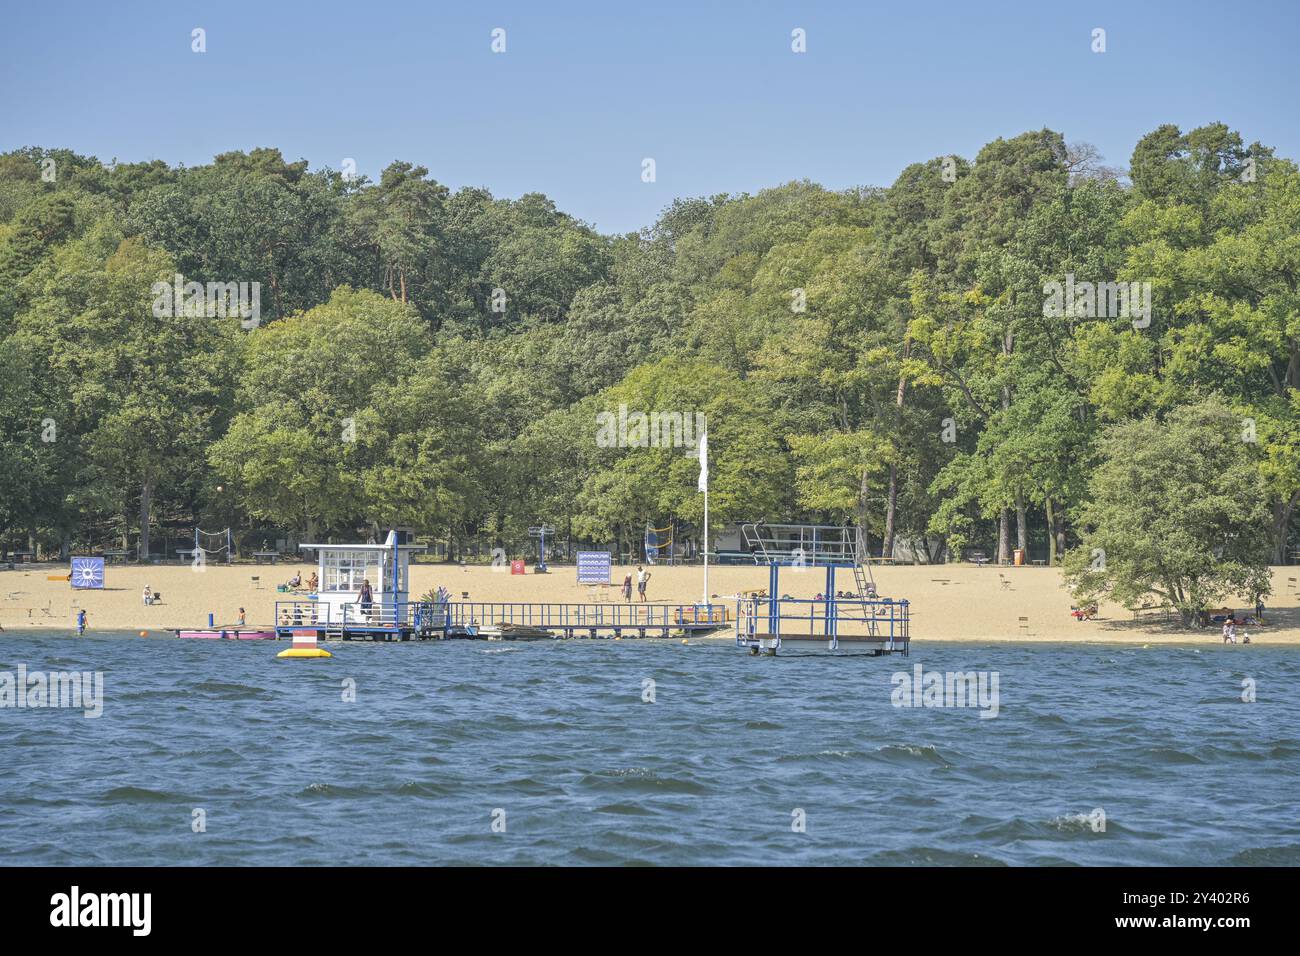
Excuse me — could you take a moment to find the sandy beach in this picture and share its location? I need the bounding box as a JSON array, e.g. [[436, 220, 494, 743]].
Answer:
[[3, 559, 1298, 643]]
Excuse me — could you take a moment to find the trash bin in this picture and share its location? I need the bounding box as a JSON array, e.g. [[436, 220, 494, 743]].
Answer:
[[1013, 548, 1025, 566]]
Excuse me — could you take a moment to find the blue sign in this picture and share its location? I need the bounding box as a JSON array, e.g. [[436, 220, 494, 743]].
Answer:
[[71, 556, 105, 589], [576, 551, 611, 585]]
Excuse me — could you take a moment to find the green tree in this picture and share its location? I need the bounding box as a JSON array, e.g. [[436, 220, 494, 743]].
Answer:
[[1064, 398, 1272, 626], [209, 287, 431, 537]]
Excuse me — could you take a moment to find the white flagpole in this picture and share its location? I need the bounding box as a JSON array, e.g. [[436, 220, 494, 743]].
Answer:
[[699, 422, 709, 607], [703, 485, 709, 607]]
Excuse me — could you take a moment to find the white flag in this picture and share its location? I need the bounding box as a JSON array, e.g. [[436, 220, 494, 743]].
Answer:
[[697, 429, 708, 492]]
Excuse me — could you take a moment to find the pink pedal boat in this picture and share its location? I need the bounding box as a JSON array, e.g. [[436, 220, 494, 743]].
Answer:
[[175, 628, 277, 640]]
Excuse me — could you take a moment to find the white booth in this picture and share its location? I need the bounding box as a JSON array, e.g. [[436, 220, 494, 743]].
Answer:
[[300, 530, 425, 626]]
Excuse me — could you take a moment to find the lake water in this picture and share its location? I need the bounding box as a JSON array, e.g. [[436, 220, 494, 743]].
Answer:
[[1, 631, 1297, 865]]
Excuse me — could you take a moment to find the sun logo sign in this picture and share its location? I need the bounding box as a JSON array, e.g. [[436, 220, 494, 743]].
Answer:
[[71, 557, 105, 590]]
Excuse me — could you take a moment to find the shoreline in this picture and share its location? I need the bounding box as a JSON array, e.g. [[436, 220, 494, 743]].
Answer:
[[2, 630, 1293, 645], [3, 560, 1297, 646], [5, 632, 1294, 647]]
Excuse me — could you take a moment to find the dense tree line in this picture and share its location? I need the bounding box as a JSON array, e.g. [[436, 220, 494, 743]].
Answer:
[[1, 125, 1296, 618]]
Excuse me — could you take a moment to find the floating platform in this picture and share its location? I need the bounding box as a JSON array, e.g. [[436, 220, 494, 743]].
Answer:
[[176, 628, 277, 640], [277, 646, 332, 659], [744, 633, 909, 656], [480, 623, 553, 641]]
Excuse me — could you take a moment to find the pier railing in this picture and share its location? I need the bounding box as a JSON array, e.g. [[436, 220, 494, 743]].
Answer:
[[444, 602, 726, 631], [275, 600, 444, 630], [736, 595, 910, 645], [272, 599, 724, 635]]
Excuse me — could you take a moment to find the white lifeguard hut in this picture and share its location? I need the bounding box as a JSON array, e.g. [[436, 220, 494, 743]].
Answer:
[[299, 530, 425, 627]]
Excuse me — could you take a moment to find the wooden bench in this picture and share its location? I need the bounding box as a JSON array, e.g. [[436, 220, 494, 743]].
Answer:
[[1132, 604, 1173, 621], [252, 551, 282, 565]]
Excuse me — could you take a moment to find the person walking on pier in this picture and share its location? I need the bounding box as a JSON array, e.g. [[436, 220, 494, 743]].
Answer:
[[359, 578, 374, 622], [621, 572, 633, 603], [637, 565, 651, 602]]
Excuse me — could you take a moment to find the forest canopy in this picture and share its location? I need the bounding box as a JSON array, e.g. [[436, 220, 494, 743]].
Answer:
[[0, 124, 1296, 581]]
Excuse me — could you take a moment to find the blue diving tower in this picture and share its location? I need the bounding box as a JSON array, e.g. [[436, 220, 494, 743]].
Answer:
[[735, 523, 910, 656]]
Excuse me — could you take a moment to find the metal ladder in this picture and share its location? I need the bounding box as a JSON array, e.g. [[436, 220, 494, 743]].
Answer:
[[851, 563, 879, 637]]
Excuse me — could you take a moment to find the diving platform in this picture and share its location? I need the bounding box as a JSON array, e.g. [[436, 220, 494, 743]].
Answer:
[[741, 522, 864, 567], [736, 593, 910, 656], [733, 528, 910, 656]]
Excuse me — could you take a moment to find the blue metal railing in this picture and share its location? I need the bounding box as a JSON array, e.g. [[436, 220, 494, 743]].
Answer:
[[273, 600, 725, 634], [274, 600, 442, 630], [735, 595, 910, 646], [443, 602, 727, 631]]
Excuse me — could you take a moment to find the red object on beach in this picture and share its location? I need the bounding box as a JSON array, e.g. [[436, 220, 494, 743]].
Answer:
[[511, 560, 526, 575], [175, 629, 277, 640]]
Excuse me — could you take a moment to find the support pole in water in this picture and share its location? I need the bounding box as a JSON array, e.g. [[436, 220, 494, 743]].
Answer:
[[824, 565, 835, 637], [769, 562, 780, 637]]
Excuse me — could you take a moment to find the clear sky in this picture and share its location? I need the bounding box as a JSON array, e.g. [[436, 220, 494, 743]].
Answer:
[[2, 0, 1297, 233]]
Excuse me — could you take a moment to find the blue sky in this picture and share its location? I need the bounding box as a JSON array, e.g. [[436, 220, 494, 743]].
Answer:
[[2, 0, 1297, 233]]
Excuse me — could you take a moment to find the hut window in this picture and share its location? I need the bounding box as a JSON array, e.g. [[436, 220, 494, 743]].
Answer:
[[322, 551, 379, 592]]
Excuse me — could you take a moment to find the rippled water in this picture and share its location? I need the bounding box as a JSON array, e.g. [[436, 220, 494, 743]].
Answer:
[[2, 631, 1298, 865]]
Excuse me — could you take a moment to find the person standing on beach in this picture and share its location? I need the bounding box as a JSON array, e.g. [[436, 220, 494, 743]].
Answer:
[[621, 572, 633, 603], [238, 608, 246, 626], [76, 608, 87, 636], [637, 565, 650, 602]]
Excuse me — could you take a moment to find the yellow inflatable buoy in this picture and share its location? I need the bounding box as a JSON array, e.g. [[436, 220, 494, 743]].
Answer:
[[139, 631, 147, 638], [681, 639, 689, 645], [277, 648, 332, 659]]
